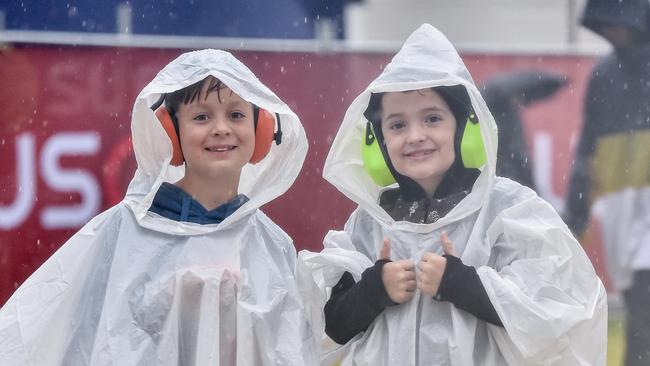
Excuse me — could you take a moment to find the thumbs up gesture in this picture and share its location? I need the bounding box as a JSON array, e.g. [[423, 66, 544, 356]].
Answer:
[[417, 231, 458, 297], [379, 238, 416, 304]]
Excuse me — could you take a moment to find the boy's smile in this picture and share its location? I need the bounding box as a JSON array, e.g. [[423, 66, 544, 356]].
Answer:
[[204, 144, 236, 152], [380, 88, 457, 196]]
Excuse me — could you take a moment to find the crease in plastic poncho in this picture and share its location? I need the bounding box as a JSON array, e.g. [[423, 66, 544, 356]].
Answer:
[[297, 24, 607, 366], [0, 49, 318, 366]]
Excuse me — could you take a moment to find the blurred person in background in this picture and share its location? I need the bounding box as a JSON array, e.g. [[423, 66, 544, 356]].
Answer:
[[564, 0, 650, 365], [481, 70, 566, 191]]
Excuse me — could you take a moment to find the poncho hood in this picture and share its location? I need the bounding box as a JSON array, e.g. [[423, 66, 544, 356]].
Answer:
[[126, 49, 307, 234], [323, 24, 498, 232]]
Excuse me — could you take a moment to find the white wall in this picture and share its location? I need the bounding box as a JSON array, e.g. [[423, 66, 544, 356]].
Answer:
[[345, 0, 610, 54]]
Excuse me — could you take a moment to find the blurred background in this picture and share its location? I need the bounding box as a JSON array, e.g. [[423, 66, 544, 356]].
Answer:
[[0, 1, 634, 364]]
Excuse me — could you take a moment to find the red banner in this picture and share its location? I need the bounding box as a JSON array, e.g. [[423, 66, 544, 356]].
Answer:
[[0, 45, 599, 304]]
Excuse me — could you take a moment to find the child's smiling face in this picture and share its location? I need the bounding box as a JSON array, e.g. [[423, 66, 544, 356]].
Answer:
[[175, 82, 256, 182], [380, 88, 457, 195]]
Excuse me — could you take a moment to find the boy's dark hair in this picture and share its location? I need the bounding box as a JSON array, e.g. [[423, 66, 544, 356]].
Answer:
[[164, 76, 231, 121], [363, 85, 480, 200], [153, 76, 241, 140]]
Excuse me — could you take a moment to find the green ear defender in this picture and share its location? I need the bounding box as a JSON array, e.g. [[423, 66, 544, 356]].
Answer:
[[361, 113, 487, 186], [460, 113, 487, 169], [362, 122, 397, 186]]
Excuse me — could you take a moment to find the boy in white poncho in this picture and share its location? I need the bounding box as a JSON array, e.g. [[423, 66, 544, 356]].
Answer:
[[298, 24, 607, 366], [0, 49, 317, 366]]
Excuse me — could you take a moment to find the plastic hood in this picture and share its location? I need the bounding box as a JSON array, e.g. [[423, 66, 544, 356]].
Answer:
[[323, 24, 498, 232], [125, 49, 307, 235]]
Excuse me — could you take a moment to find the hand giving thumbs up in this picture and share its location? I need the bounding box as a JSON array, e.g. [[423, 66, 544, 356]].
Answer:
[[417, 231, 458, 297], [379, 238, 416, 304]]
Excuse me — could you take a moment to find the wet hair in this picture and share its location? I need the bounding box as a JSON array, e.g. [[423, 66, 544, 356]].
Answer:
[[363, 85, 480, 200], [164, 76, 231, 120]]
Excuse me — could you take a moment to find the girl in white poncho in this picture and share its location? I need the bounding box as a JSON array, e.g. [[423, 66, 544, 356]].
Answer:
[[0, 49, 317, 366], [298, 24, 607, 366]]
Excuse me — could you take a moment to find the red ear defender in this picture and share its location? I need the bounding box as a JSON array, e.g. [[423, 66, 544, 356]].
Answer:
[[250, 108, 282, 164], [154, 107, 184, 166]]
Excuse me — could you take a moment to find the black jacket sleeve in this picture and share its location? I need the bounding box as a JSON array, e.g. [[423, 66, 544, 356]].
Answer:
[[324, 260, 397, 344], [436, 255, 503, 327]]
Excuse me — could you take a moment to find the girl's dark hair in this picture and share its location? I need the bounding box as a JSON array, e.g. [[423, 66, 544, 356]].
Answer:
[[364, 85, 480, 200]]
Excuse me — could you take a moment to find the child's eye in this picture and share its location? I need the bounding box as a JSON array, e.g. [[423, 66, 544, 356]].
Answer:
[[425, 115, 441, 124], [193, 113, 210, 122], [230, 111, 246, 120], [388, 121, 406, 130]]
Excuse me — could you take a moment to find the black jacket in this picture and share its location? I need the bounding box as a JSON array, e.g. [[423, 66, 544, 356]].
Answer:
[[324, 187, 503, 345]]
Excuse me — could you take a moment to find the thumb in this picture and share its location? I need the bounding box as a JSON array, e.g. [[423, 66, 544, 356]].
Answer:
[[441, 231, 458, 257], [378, 238, 391, 261]]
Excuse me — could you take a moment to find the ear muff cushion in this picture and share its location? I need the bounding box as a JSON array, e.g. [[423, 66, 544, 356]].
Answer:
[[460, 114, 487, 168], [361, 122, 396, 186], [250, 108, 275, 164], [155, 107, 184, 166]]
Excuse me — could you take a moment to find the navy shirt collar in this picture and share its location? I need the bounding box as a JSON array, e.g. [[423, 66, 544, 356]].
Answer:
[[149, 182, 249, 225]]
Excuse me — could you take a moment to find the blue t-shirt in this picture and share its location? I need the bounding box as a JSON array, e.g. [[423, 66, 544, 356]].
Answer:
[[148, 182, 249, 224]]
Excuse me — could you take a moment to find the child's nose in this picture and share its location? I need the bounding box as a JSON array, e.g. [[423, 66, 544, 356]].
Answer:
[[406, 123, 426, 143], [210, 117, 231, 135]]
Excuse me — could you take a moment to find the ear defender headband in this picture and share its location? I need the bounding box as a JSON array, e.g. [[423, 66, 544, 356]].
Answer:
[[150, 95, 282, 166], [361, 112, 487, 187]]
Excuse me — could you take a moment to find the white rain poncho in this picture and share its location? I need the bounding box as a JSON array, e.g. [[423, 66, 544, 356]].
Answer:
[[297, 24, 607, 366], [0, 49, 317, 366]]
